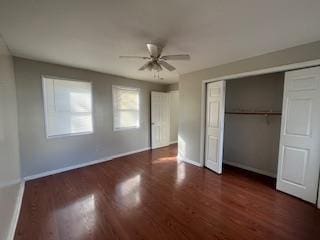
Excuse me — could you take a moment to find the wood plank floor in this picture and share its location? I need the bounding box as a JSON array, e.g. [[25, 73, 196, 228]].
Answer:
[[15, 144, 320, 240]]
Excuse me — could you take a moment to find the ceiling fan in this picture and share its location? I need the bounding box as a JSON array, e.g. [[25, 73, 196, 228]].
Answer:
[[119, 43, 190, 72]]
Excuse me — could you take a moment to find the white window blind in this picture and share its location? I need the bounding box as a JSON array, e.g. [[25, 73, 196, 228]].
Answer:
[[42, 76, 93, 137], [112, 86, 140, 130]]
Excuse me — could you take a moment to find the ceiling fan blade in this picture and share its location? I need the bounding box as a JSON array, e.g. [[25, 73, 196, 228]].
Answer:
[[119, 56, 150, 60], [160, 54, 190, 61], [146, 43, 162, 58], [159, 61, 176, 71], [138, 62, 151, 71]]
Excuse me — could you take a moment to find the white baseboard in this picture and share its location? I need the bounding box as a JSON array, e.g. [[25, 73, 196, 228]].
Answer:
[[223, 160, 276, 178], [317, 186, 320, 209], [151, 143, 171, 149], [112, 147, 150, 159], [7, 181, 25, 240], [177, 155, 202, 167], [24, 157, 113, 181], [169, 141, 177, 145], [24, 147, 151, 181]]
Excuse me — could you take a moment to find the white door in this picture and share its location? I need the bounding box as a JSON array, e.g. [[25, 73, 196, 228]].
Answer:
[[277, 66, 320, 204], [205, 81, 226, 174], [151, 92, 170, 149]]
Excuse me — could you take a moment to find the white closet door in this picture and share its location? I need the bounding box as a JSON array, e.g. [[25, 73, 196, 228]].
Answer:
[[151, 92, 170, 149], [277, 66, 320, 204], [205, 81, 226, 174]]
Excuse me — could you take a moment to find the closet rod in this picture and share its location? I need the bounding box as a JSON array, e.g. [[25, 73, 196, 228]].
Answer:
[[225, 111, 282, 115]]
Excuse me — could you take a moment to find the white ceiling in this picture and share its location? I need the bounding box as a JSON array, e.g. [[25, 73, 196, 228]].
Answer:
[[0, 0, 320, 83]]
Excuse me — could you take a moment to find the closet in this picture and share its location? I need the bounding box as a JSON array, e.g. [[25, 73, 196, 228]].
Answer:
[[223, 73, 283, 178], [203, 66, 320, 204]]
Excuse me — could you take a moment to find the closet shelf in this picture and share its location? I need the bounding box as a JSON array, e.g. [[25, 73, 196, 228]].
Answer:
[[225, 111, 282, 115]]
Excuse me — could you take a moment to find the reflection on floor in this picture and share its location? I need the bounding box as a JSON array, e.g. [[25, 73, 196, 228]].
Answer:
[[15, 144, 320, 240]]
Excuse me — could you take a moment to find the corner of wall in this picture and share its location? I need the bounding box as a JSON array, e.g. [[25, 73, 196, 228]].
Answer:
[[6, 181, 25, 240], [318, 182, 320, 209], [0, 36, 23, 240]]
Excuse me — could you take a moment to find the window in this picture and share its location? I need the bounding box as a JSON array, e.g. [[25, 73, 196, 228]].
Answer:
[[42, 76, 93, 138], [112, 86, 140, 131]]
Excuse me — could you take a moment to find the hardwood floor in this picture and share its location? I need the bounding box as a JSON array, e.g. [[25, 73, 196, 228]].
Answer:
[[15, 144, 320, 240]]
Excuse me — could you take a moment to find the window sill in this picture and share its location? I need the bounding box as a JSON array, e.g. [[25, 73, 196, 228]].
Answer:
[[113, 127, 140, 132], [46, 131, 94, 139]]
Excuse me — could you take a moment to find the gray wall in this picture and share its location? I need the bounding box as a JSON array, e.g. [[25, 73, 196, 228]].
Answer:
[[167, 82, 179, 91], [169, 90, 179, 143], [14, 58, 167, 177], [178, 40, 320, 164], [166, 83, 179, 143], [0, 37, 21, 240], [223, 73, 284, 177], [178, 78, 202, 162]]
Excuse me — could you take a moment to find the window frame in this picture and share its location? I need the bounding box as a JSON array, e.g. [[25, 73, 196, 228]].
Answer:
[[42, 75, 94, 139], [112, 85, 141, 131]]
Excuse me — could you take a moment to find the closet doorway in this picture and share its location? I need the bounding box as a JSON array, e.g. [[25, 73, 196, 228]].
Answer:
[[202, 66, 320, 205]]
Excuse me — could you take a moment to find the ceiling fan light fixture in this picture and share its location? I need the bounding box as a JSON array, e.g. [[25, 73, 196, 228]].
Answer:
[[147, 62, 153, 71], [153, 62, 162, 71]]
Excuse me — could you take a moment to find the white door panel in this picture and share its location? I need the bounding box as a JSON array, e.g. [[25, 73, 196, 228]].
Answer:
[[205, 81, 225, 174], [285, 96, 312, 136], [206, 136, 218, 163], [277, 66, 320, 204], [151, 92, 170, 149]]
